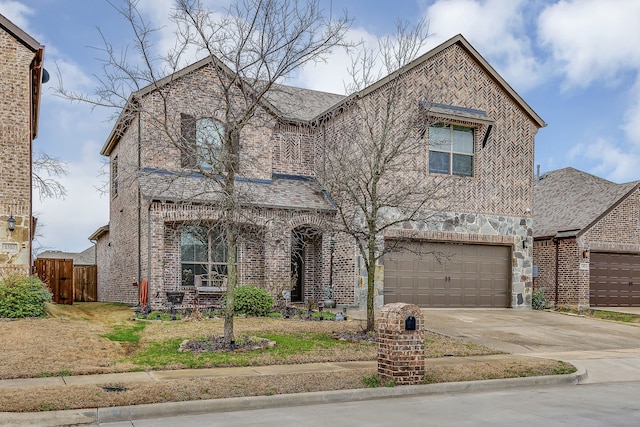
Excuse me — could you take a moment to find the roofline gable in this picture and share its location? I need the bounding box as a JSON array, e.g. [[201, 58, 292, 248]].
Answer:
[[0, 13, 42, 52], [101, 55, 285, 156], [577, 181, 640, 238], [311, 34, 545, 128]]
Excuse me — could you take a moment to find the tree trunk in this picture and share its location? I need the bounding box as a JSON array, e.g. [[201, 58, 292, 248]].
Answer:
[[366, 234, 377, 332], [223, 228, 237, 345]]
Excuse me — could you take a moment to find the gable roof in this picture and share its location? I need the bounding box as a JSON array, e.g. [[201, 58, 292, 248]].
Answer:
[[533, 167, 639, 238], [0, 13, 45, 139], [37, 246, 96, 265], [312, 34, 545, 128]]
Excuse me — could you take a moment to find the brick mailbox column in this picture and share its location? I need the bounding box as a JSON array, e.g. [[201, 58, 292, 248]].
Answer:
[[377, 302, 425, 385]]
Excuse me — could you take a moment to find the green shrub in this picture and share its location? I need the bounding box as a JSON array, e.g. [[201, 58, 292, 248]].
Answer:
[[233, 286, 273, 317], [0, 274, 52, 318], [532, 289, 547, 310]]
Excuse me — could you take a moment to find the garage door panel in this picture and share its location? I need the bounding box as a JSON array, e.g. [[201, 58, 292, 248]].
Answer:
[[384, 242, 510, 308], [590, 252, 640, 307]]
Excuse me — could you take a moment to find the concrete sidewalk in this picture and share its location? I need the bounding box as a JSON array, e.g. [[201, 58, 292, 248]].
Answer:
[[0, 356, 585, 426]]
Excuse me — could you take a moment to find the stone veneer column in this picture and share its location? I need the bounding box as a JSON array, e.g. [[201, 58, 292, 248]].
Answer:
[[377, 302, 425, 385]]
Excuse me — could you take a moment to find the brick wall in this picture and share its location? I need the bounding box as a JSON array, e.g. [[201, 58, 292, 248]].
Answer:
[[0, 27, 36, 275], [533, 237, 589, 308]]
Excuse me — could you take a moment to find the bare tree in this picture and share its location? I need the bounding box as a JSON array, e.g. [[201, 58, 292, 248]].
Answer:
[[315, 19, 447, 331], [58, 0, 350, 344], [32, 152, 68, 201]]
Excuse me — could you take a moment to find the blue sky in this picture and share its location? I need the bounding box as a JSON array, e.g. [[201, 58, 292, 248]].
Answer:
[[2, 0, 640, 253]]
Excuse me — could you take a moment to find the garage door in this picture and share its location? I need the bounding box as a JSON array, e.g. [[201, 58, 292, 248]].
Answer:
[[590, 252, 640, 307], [383, 242, 511, 308]]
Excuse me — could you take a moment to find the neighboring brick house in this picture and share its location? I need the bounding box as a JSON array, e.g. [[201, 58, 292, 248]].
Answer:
[[533, 167, 640, 308], [0, 14, 45, 276], [92, 34, 545, 310]]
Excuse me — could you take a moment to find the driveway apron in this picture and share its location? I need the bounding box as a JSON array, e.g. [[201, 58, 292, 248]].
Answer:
[[422, 309, 640, 384]]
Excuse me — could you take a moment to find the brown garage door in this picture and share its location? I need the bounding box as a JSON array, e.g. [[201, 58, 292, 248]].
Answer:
[[590, 252, 640, 307], [383, 242, 511, 308]]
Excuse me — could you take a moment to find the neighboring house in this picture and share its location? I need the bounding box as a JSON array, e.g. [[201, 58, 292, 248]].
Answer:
[[37, 247, 97, 266], [0, 14, 45, 276], [533, 167, 640, 308], [92, 34, 544, 310]]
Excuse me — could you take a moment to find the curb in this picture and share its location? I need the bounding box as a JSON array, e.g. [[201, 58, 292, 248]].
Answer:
[[0, 367, 586, 426]]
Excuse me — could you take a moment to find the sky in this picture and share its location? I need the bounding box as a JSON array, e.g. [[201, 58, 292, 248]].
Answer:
[[2, 0, 640, 253]]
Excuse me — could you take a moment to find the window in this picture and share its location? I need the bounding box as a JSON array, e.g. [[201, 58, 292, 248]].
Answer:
[[112, 156, 118, 195], [196, 118, 224, 171], [428, 124, 474, 177], [181, 225, 227, 286]]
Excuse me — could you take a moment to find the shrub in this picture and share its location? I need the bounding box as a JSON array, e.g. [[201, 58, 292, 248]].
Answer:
[[0, 274, 52, 318], [233, 285, 274, 317], [531, 289, 547, 310]]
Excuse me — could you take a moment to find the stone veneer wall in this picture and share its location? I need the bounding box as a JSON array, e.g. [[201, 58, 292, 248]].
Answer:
[[353, 211, 533, 309]]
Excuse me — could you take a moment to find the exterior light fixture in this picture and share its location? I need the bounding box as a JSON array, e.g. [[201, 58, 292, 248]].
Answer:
[[7, 215, 15, 232], [582, 249, 590, 259]]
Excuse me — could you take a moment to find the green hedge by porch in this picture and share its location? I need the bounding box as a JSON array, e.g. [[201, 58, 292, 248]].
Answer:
[[233, 285, 274, 317]]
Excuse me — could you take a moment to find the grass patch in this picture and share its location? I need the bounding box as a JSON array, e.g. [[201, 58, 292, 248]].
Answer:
[[559, 308, 640, 324], [591, 310, 640, 323], [102, 323, 147, 343], [362, 374, 395, 388], [129, 332, 365, 370]]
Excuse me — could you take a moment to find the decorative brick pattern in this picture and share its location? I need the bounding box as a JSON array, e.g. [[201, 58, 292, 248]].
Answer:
[[377, 303, 425, 385]]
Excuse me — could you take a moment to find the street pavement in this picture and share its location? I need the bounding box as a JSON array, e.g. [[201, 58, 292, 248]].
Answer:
[[97, 382, 640, 426], [1, 307, 639, 426]]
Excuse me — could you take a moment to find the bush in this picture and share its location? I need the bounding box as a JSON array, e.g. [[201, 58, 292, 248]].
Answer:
[[532, 289, 547, 310], [233, 285, 274, 317], [0, 274, 52, 318]]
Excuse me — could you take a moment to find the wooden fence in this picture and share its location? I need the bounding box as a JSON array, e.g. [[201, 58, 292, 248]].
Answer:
[[34, 259, 98, 304], [34, 258, 74, 305], [73, 265, 97, 302]]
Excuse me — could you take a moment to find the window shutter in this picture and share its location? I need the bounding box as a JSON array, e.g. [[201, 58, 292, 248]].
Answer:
[[181, 113, 197, 168]]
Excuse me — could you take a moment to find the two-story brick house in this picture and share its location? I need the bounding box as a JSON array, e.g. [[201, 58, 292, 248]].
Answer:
[[92, 34, 545, 310], [533, 167, 640, 308], [0, 14, 45, 276]]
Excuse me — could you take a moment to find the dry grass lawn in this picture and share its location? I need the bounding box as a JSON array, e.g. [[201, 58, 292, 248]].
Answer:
[[0, 303, 573, 412]]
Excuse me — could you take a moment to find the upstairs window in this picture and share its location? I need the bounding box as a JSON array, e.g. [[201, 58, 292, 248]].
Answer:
[[181, 114, 224, 171], [428, 123, 474, 177], [196, 118, 223, 171]]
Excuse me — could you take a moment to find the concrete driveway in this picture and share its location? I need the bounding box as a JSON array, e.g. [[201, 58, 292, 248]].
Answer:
[[423, 308, 640, 383]]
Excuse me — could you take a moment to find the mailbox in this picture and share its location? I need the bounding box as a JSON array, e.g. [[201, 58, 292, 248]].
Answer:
[[405, 315, 416, 330]]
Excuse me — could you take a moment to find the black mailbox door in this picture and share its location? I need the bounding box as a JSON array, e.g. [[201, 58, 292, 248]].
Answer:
[[405, 315, 416, 330]]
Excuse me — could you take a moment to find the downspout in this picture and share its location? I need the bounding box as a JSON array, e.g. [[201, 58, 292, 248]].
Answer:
[[554, 237, 559, 306], [146, 199, 152, 312], [137, 103, 142, 300]]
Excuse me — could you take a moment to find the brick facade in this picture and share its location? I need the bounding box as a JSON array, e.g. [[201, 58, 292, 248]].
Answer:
[[533, 175, 640, 308], [95, 36, 543, 310], [0, 16, 44, 277]]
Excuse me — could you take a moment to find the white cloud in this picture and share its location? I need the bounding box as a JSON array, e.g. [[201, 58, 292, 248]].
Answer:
[[425, 0, 544, 91], [568, 138, 640, 183], [0, 0, 32, 30], [538, 0, 640, 88], [295, 27, 377, 94], [623, 81, 640, 144]]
